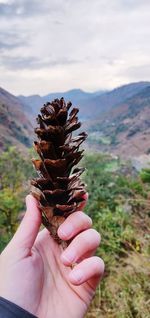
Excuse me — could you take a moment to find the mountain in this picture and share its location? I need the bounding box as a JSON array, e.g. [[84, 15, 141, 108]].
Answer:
[[86, 85, 150, 158], [45, 89, 95, 103], [18, 94, 42, 115], [78, 81, 150, 119], [18, 82, 150, 122], [18, 88, 106, 119], [0, 87, 33, 152]]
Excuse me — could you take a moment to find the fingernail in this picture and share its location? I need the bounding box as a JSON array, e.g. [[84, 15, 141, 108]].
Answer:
[[83, 193, 88, 200], [70, 269, 83, 283], [26, 195, 31, 208], [61, 250, 76, 264], [87, 215, 92, 225], [59, 224, 73, 239]]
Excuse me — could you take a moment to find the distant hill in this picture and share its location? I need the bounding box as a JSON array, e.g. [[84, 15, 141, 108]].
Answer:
[[79, 81, 150, 119], [85, 85, 150, 158], [18, 82, 150, 122], [18, 88, 106, 120], [0, 87, 33, 152]]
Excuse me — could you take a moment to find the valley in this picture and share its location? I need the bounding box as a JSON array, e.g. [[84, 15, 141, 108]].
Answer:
[[0, 81, 150, 161]]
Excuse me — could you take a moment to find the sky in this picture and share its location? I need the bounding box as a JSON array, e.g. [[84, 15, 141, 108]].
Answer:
[[0, 0, 150, 96]]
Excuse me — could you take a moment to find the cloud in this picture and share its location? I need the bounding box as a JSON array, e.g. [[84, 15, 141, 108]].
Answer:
[[118, 0, 149, 9], [0, 55, 79, 70], [0, 0, 150, 95], [0, 30, 26, 52], [123, 64, 150, 80], [0, 0, 53, 18], [0, 40, 23, 50]]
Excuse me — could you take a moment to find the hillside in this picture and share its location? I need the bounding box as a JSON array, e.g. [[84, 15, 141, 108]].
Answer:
[[0, 87, 33, 152], [86, 86, 150, 158]]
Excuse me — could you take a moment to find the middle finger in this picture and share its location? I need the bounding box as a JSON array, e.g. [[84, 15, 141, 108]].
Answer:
[[60, 228, 101, 266]]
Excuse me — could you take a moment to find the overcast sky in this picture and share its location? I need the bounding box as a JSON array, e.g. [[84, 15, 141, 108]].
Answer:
[[0, 0, 150, 96]]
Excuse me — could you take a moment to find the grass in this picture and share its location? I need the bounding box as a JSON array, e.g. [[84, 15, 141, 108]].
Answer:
[[86, 208, 150, 318]]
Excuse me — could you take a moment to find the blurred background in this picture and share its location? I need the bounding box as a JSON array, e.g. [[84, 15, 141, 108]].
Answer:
[[0, 1, 150, 317]]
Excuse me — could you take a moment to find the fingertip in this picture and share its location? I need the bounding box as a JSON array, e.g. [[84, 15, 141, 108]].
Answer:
[[83, 192, 88, 201], [69, 256, 105, 286], [94, 256, 105, 274], [25, 195, 41, 224], [26, 194, 38, 206], [57, 226, 71, 241], [101, 258, 105, 274], [26, 194, 31, 204], [78, 193, 88, 211], [86, 214, 93, 226], [57, 211, 92, 241]]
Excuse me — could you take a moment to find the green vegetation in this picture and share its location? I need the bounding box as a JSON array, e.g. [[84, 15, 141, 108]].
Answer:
[[82, 153, 150, 318], [88, 133, 111, 145], [0, 149, 150, 317], [0, 147, 35, 251], [140, 168, 150, 184]]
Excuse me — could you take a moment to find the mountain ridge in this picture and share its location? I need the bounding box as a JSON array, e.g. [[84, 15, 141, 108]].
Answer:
[[78, 81, 150, 119], [18, 81, 150, 121], [18, 88, 106, 117]]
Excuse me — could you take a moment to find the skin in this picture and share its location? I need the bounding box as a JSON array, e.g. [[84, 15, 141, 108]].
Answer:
[[0, 195, 104, 318]]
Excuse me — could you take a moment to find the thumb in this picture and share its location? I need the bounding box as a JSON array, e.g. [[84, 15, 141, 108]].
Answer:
[[10, 195, 41, 251]]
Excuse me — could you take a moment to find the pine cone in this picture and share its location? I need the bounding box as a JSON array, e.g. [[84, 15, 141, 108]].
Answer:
[[31, 97, 87, 244]]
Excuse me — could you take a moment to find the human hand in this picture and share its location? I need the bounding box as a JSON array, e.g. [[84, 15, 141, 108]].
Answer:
[[0, 195, 104, 318]]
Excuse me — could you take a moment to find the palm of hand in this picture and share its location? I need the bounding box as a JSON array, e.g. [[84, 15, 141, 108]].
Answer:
[[31, 230, 94, 318]]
